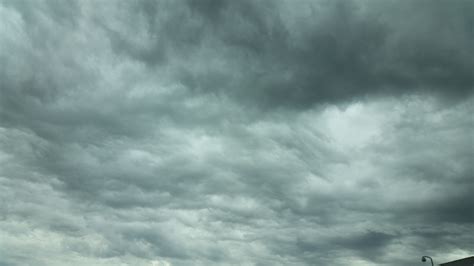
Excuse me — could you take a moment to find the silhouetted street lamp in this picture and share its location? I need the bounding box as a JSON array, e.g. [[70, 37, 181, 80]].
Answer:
[[422, 256, 434, 266]]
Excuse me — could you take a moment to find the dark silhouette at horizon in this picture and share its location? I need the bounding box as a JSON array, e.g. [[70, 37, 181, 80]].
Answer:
[[439, 256, 474, 266]]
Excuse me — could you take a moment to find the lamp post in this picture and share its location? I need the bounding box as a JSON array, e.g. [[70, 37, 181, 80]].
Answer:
[[422, 256, 434, 266]]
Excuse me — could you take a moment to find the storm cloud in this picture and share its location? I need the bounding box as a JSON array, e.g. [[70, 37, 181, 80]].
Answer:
[[0, 0, 473, 265]]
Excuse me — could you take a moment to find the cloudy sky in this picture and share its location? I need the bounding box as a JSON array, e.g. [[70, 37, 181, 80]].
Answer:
[[0, 0, 473, 265]]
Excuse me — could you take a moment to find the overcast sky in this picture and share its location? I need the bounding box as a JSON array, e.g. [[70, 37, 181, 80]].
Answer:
[[0, 0, 473, 265]]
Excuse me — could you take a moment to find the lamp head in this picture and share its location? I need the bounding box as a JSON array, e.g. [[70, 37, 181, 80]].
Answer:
[[421, 256, 433, 264]]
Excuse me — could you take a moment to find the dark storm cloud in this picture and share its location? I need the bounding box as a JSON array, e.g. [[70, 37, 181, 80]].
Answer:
[[124, 0, 474, 108], [0, 0, 473, 266]]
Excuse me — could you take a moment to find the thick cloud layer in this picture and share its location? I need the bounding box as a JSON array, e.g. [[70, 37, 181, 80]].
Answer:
[[0, 0, 473, 265]]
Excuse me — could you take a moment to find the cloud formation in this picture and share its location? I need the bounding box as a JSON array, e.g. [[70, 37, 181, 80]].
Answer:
[[0, 0, 473, 265]]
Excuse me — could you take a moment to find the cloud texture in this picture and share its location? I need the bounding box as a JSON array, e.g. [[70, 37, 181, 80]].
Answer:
[[0, 0, 473, 265]]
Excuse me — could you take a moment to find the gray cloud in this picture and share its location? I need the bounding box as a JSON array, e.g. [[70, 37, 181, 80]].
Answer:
[[125, 0, 474, 108], [0, 0, 473, 265]]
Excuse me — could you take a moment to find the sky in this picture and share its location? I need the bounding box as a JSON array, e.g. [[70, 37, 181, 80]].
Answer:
[[0, 0, 473, 265]]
